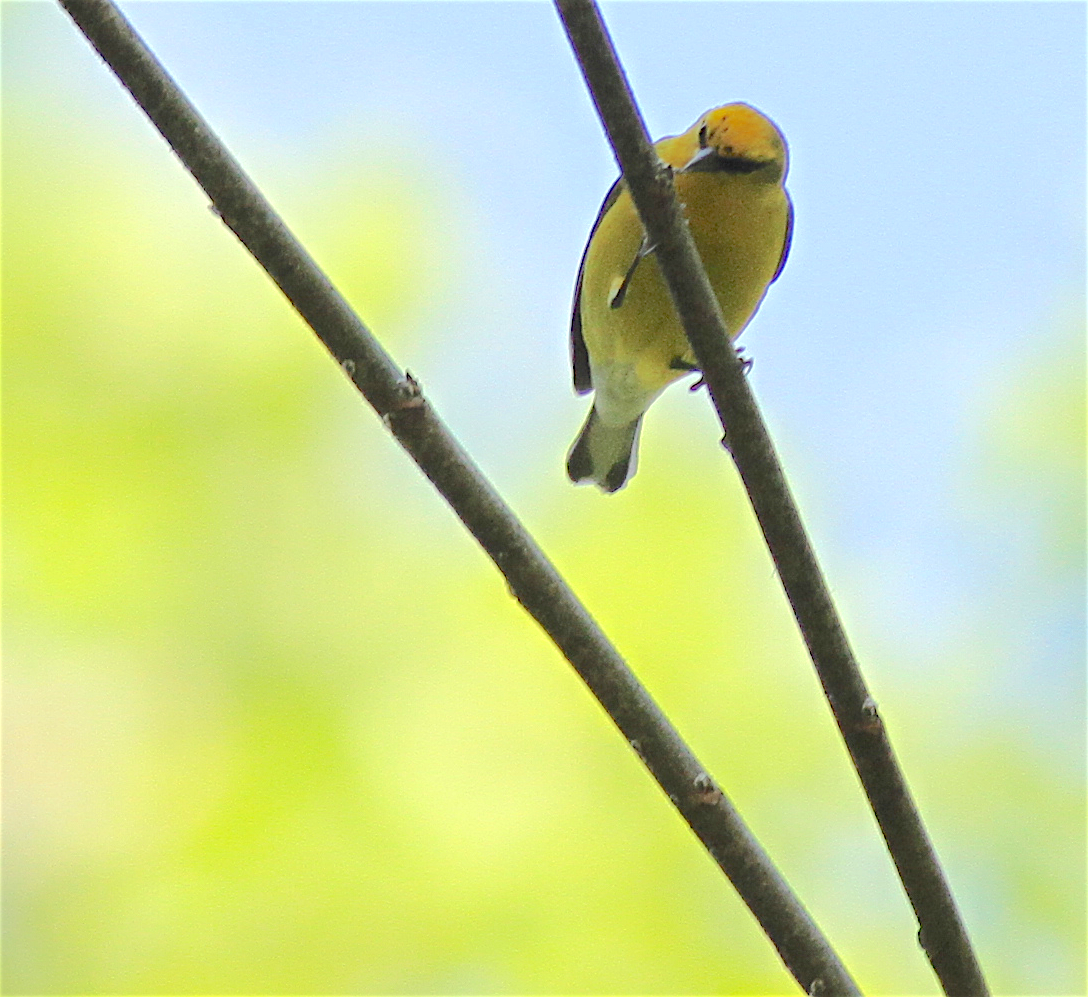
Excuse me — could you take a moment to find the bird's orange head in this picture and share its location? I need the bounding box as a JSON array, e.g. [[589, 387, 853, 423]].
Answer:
[[681, 103, 788, 180]]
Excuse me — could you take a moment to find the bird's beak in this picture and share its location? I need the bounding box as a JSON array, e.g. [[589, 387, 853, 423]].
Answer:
[[680, 147, 775, 177], [679, 146, 721, 173]]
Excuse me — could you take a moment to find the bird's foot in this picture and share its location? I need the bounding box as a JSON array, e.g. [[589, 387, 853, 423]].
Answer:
[[735, 344, 753, 374]]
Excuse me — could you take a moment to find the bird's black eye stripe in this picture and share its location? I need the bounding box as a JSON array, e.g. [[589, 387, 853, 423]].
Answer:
[[716, 155, 768, 174], [698, 123, 708, 148]]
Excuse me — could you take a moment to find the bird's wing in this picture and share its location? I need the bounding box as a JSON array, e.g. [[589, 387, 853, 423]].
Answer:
[[571, 178, 623, 394], [771, 192, 794, 284]]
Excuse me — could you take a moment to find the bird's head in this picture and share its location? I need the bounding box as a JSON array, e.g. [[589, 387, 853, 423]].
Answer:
[[680, 103, 788, 182]]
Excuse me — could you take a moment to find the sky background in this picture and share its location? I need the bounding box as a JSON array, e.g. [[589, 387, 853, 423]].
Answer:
[[4, 2, 1085, 994]]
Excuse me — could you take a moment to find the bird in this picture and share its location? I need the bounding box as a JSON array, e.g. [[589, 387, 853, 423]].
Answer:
[[566, 102, 792, 492]]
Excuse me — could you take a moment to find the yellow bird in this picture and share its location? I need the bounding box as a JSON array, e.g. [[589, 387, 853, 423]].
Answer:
[[566, 102, 792, 491]]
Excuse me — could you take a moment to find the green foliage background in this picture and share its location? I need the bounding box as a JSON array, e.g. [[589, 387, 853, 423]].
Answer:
[[3, 6, 1085, 996]]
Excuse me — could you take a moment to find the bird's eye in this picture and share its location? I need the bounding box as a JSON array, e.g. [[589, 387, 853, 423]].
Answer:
[[698, 123, 708, 148]]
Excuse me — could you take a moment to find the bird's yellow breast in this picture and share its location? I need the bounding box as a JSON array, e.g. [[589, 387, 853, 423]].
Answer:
[[578, 164, 789, 396]]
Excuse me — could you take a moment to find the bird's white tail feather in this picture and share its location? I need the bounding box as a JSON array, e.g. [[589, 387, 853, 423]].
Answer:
[[566, 407, 643, 493]]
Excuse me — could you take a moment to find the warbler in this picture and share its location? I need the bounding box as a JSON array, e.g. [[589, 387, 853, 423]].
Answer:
[[566, 102, 792, 492]]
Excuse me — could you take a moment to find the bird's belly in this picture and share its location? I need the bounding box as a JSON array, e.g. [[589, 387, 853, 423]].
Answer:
[[579, 180, 786, 397], [587, 356, 667, 427]]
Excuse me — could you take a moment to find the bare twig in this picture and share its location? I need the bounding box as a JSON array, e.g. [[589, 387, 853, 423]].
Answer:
[[55, 0, 862, 991], [553, 2, 989, 995]]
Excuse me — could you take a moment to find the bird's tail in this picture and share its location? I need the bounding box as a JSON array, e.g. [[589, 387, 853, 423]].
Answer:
[[566, 406, 643, 493]]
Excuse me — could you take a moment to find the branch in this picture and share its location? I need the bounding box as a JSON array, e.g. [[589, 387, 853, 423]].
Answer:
[[55, 0, 861, 992], [553, 2, 989, 995]]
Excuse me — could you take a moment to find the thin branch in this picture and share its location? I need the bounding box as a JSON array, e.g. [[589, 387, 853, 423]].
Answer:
[[553, 2, 989, 995], [55, 0, 861, 992]]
